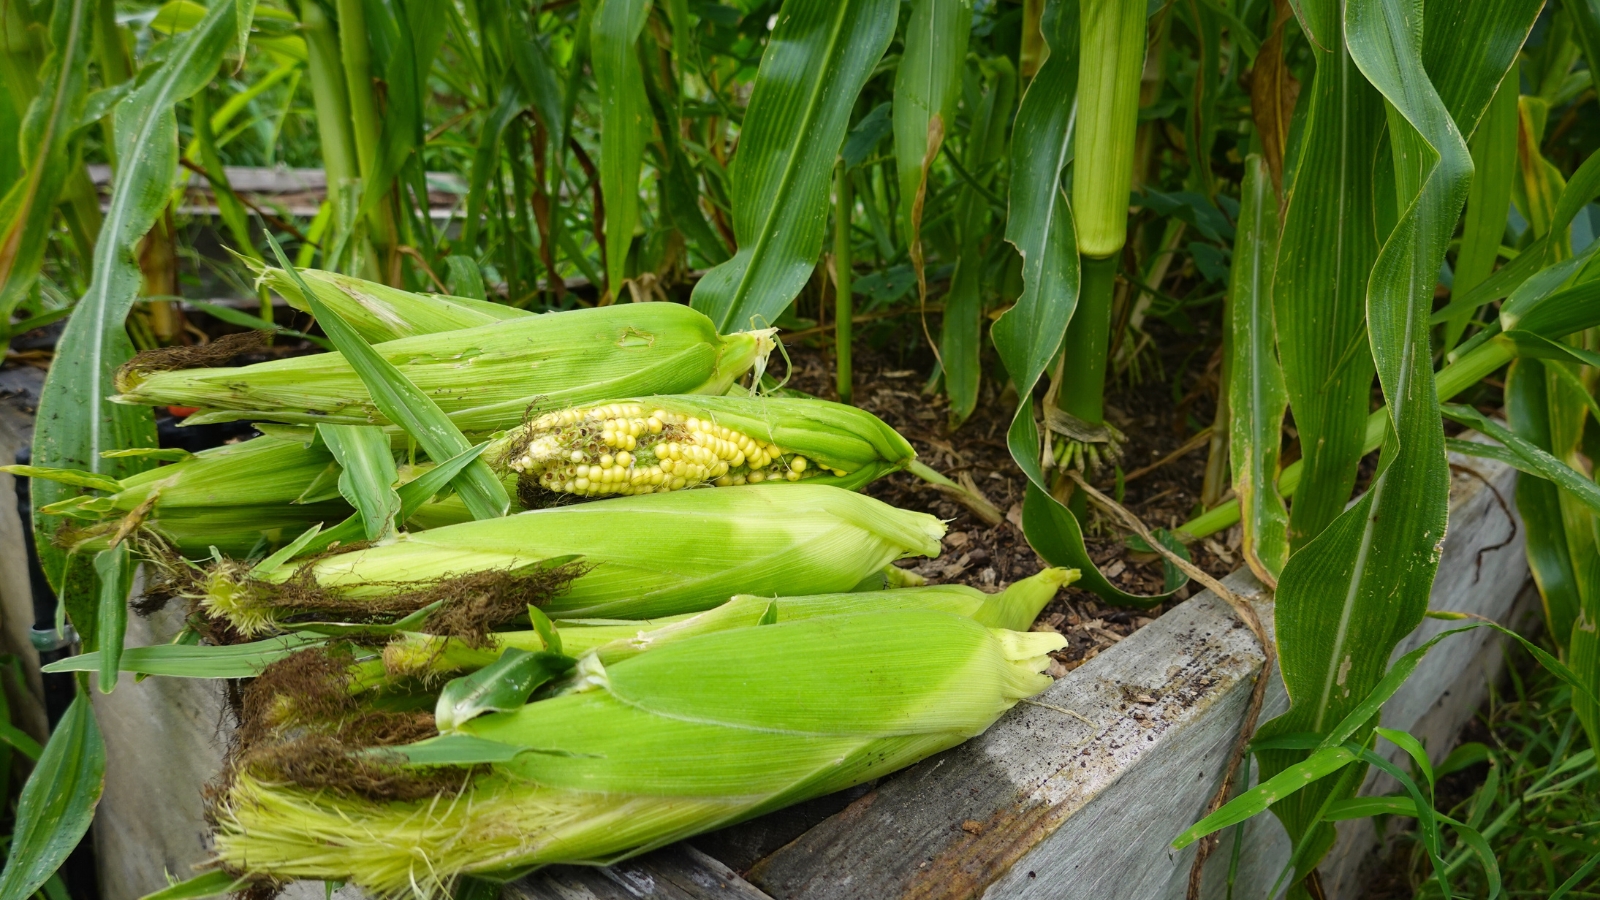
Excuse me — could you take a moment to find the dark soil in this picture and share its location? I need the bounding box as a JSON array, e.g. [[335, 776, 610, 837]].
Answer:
[[777, 321, 1238, 672]]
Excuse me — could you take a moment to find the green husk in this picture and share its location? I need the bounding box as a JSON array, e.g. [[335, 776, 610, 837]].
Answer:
[[211, 609, 1066, 895], [254, 265, 532, 343], [112, 303, 777, 434], [204, 484, 946, 632], [381, 567, 1079, 679]]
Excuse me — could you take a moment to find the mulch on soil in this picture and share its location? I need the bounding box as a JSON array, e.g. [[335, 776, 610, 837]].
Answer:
[[776, 328, 1239, 674]]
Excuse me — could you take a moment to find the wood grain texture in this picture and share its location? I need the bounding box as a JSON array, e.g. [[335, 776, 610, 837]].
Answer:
[[510, 845, 773, 900]]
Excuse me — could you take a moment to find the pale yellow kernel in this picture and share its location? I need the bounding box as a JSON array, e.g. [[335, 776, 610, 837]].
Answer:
[[790, 457, 808, 473], [647, 418, 663, 434], [570, 450, 584, 462], [600, 454, 615, 468], [650, 470, 665, 485], [671, 477, 687, 490], [832, 468, 847, 477], [731, 451, 746, 468], [748, 472, 765, 484], [715, 476, 733, 487], [574, 477, 590, 490], [785, 470, 800, 482]]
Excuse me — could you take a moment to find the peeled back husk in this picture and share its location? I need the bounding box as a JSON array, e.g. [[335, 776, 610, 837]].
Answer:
[[114, 304, 776, 434], [205, 484, 946, 632], [254, 265, 533, 343], [211, 609, 1067, 895], [17, 438, 353, 557], [382, 567, 1079, 680]]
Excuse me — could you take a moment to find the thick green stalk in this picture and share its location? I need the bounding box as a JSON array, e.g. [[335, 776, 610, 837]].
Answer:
[[299, 1, 358, 219], [334, 0, 396, 272], [1073, 0, 1145, 259], [1056, 255, 1116, 427], [835, 159, 853, 405]]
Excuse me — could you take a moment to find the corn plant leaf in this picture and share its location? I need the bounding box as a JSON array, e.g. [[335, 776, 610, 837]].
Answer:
[[138, 870, 251, 900], [0, 0, 93, 322], [990, 0, 1169, 606], [1255, 0, 1540, 874], [689, 0, 897, 333], [892, 0, 971, 237], [42, 633, 326, 678], [93, 542, 132, 693], [263, 238, 509, 519], [1442, 403, 1600, 517], [591, 0, 651, 298], [29, 0, 236, 626], [1506, 359, 1588, 655], [1567, 0, 1600, 80], [316, 424, 401, 542], [1226, 154, 1289, 584], [1444, 68, 1517, 350], [1270, 0, 1384, 549], [435, 649, 577, 732], [0, 694, 104, 900], [302, 441, 489, 556], [943, 60, 1015, 428]]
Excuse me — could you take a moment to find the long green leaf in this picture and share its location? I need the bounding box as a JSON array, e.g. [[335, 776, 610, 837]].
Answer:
[[264, 239, 509, 519], [689, 0, 896, 332], [0, 694, 104, 900], [44, 633, 325, 679], [1444, 67, 1517, 350], [1227, 154, 1288, 584], [591, 0, 651, 298], [892, 0, 970, 237], [1271, 0, 1384, 549], [1443, 403, 1600, 517], [93, 541, 132, 692], [943, 59, 1015, 428], [317, 424, 401, 542], [0, 0, 93, 321], [1255, 0, 1540, 881], [29, 0, 236, 624]]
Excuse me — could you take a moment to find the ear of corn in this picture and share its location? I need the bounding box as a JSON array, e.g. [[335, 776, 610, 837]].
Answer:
[[211, 609, 1066, 892], [113, 304, 777, 434], [381, 567, 1076, 680], [499, 394, 915, 499], [205, 484, 945, 631], [254, 265, 533, 343]]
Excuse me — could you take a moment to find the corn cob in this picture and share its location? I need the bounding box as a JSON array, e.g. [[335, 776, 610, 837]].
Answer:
[[211, 608, 1066, 894], [10, 438, 353, 557], [254, 265, 533, 343], [113, 304, 777, 434], [203, 484, 945, 632], [381, 567, 1076, 680]]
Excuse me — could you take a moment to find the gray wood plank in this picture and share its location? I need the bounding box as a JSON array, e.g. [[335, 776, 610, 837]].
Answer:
[[510, 846, 773, 900]]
